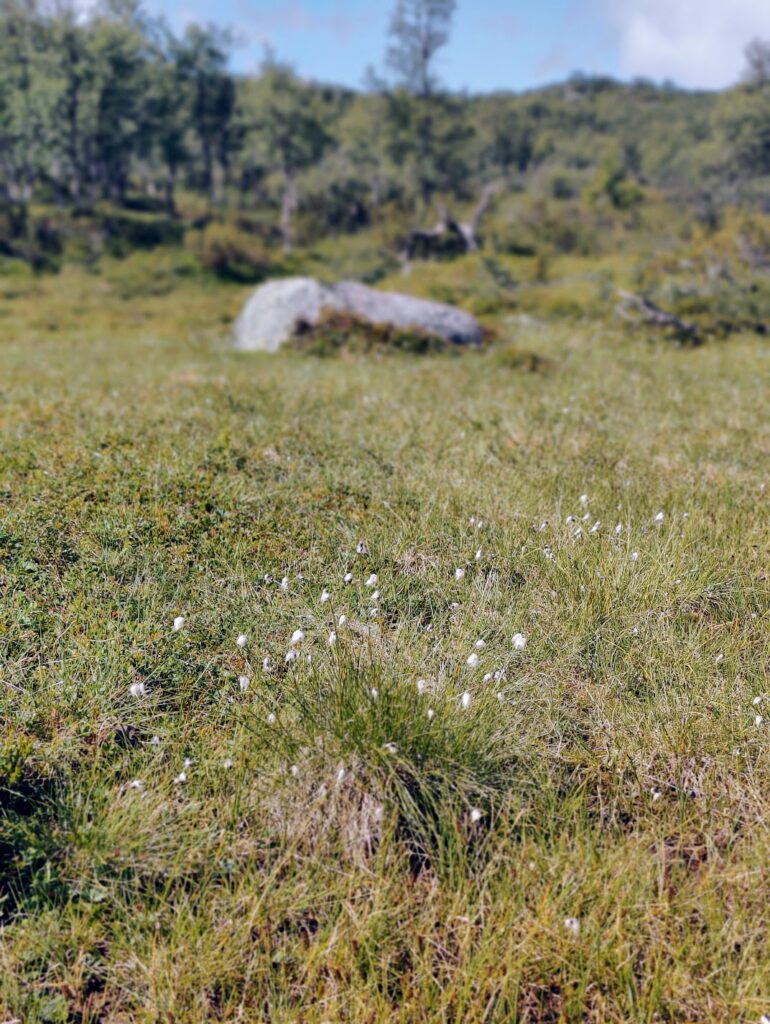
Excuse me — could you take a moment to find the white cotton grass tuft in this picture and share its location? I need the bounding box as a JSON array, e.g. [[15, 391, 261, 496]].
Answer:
[[475, 639, 486, 649], [470, 808, 483, 824], [466, 653, 480, 667], [222, 758, 234, 769], [756, 714, 764, 727], [371, 590, 380, 602], [417, 679, 427, 695], [173, 616, 185, 632], [280, 576, 290, 591], [285, 650, 299, 664], [320, 589, 331, 604], [262, 656, 272, 673], [461, 691, 472, 709], [290, 629, 305, 646], [475, 548, 483, 561], [129, 682, 146, 698], [579, 494, 589, 507], [512, 633, 527, 651], [356, 541, 368, 555], [338, 614, 347, 627], [370, 687, 379, 699], [654, 511, 665, 524], [236, 633, 248, 648], [267, 712, 277, 725], [631, 551, 639, 562], [290, 764, 299, 777], [563, 917, 581, 938], [344, 572, 353, 583], [383, 742, 398, 754], [365, 573, 378, 588], [455, 567, 466, 581], [328, 630, 337, 646], [174, 771, 187, 785], [128, 779, 144, 791], [427, 708, 435, 720], [753, 695, 763, 707], [239, 676, 249, 693]]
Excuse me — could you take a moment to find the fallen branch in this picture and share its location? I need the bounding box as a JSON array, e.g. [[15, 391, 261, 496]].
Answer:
[[401, 182, 505, 261], [616, 290, 702, 344]]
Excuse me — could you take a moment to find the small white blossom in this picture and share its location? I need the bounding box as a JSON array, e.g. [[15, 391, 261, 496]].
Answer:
[[475, 548, 483, 561], [590, 520, 601, 534], [267, 712, 277, 725], [370, 687, 379, 699], [223, 758, 234, 769], [239, 675, 249, 693], [128, 779, 144, 791], [467, 653, 480, 667], [338, 614, 348, 627], [285, 650, 299, 664], [290, 764, 299, 777], [461, 691, 472, 709], [654, 511, 665, 524], [336, 767, 346, 783], [417, 679, 427, 695], [631, 551, 639, 562], [371, 590, 380, 602], [615, 524, 623, 535], [455, 567, 466, 581], [470, 808, 483, 824], [328, 630, 337, 646], [579, 494, 589, 507], [320, 589, 331, 604], [262, 656, 272, 673], [475, 639, 486, 649], [365, 574, 378, 588], [280, 576, 290, 591], [173, 616, 185, 632], [236, 633, 247, 648], [344, 572, 354, 583], [356, 541, 368, 555], [651, 789, 662, 802], [563, 917, 581, 938], [174, 772, 187, 785], [756, 715, 764, 727], [427, 708, 435, 720], [290, 629, 305, 646], [129, 682, 146, 698], [512, 633, 527, 651], [753, 695, 763, 707], [383, 742, 398, 754]]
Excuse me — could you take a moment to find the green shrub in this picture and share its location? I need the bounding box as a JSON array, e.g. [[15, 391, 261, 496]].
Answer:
[[190, 223, 275, 282], [291, 311, 459, 356]]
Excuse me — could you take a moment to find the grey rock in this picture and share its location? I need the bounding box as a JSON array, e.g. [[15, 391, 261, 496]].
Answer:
[[233, 276, 482, 351]]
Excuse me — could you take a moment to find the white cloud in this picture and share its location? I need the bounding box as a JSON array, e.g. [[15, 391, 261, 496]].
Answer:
[[606, 0, 770, 88]]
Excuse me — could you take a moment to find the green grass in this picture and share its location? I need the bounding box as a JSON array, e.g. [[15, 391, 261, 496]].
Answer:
[[1, 252, 769, 1022]]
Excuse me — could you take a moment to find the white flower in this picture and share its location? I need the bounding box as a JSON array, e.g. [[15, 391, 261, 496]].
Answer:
[[590, 520, 601, 534], [285, 650, 298, 664], [579, 494, 589, 507], [512, 633, 527, 651], [150, 735, 161, 747], [631, 551, 639, 562], [173, 616, 185, 632], [262, 656, 272, 673], [756, 715, 764, 727], [338, 614, 347, 627], [320, 589, 331, 604], [174, 772, 187, 784], [654, 511, 665, 524], [239, 676, 249, 693], [497, 691, 504, 702], [483, 672, 493, 683], [476, 519, 484, 530], [582, 512, 591, 522], [328, 631, 337, 646], [223, 758, 234, 769], [370, 687, 379, 699], [461, 691, 472, 709], [651, 789, 662, 802], [236, 633, 247, 648], [563, 917, 581, 937], [263, 574, 273, 583], [475, 548, 483, 561], [129, 682, 146, 698], [615, 524, 623, 535], [183, 758, 193, 768], [427, 708, 435, 720], [290, 629, 305, 646], [344, 572, 353, 583], [365, 573, 378, 588], [455, 567, 466, 581], [128, 779, 144, 791], [267, 712, 277, 725], [336, 767, 346, 783], [280, 576, 290, 591], [371, 590, 380, 602], [566, 515, 576, 525], [290, 764, 299, 777], [760, 1015, 770, 1024], [470, 808, 482, 823], [466, 653, 480, 667], [417, 679, 427, 695], [356, 541, 368, 554], [383, 742, 398, 754], [475, 639, 486, 649], [753, 695, 763, 707]]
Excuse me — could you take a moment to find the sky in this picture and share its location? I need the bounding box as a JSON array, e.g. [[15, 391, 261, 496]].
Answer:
[[160, 0, 770, 92]]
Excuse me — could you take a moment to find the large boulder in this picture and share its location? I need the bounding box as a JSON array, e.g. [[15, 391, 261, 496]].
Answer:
[[233, 276, 483, 351]]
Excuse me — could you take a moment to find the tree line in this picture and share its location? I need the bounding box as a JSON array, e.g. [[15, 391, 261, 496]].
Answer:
[[1, 0, 769, 258]]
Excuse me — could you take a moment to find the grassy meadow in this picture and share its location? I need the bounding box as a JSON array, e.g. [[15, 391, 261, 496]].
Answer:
[[1, 247, 770, 1022]]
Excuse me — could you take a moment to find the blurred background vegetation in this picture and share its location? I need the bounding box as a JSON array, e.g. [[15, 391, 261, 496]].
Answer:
[[1, 0, 770, 340]]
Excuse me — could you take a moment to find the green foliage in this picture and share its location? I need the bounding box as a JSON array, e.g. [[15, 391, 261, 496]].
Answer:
[[290, 310, 457, 356], [190, 222, 275, 281]]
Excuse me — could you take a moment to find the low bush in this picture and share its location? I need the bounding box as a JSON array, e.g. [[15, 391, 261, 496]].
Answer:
[[190, 223, 275, 282]]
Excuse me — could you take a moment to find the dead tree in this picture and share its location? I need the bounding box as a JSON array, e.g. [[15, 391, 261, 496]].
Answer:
[[401, 181, 504, 260], [616, 290, 702, 344]]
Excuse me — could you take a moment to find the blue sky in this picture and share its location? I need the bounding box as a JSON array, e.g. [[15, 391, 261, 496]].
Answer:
[[161, 0, 770, 92]]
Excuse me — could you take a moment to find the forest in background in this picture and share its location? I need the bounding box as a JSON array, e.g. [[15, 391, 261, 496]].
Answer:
[[2, 0, 770, 343]]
